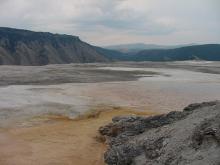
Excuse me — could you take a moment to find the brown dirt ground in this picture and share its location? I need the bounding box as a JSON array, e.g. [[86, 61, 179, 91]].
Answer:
[[0, 107, 157, 165]]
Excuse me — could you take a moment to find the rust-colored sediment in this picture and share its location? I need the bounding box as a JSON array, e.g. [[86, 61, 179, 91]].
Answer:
[[0, 107, 157, 165]]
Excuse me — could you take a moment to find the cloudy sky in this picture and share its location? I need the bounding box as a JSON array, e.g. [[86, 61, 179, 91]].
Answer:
[[0, 0, 219, 46]]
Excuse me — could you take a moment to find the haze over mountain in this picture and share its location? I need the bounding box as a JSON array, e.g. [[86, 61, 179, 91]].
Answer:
[[103, 44, 220, 61], [0, 0, 219, 46], [132, 44, 220, 61], [105, 43, 197, 54], [0, 27, 220, 65]]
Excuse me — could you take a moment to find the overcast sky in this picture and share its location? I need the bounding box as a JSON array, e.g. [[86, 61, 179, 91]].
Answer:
[[0, 0, 219, 46]]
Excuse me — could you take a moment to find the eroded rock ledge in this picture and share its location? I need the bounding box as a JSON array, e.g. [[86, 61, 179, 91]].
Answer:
[[99, 101, 220, 165]]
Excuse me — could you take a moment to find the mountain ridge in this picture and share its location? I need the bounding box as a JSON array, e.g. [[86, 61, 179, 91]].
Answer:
[[0, 27, 220, 65], [0, 27, 111, 65], [104, 43, 197, 53], [133, 44, 220, 61]]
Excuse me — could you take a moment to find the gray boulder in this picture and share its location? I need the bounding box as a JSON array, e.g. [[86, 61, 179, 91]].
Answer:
[[99, 101, 220, 165]]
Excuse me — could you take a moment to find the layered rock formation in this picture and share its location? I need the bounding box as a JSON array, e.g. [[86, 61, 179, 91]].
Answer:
[[0, 27, 110, 65], [99, 101, 220, 165]]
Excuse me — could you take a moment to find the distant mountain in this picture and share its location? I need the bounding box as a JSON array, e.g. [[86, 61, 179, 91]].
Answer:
[[94, 46, 129, 61], [131, 44, 220, 61], [105, 43, 196, 53], [0, 27, 219, 65], [0, 27, 111, 65]]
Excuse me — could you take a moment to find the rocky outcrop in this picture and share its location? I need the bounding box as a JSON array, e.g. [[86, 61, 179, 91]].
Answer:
[[99, 101, 220, 165], [0, 27, 111, 65]]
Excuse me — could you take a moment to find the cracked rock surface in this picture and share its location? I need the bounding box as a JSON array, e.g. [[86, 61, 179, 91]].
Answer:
[[99, 101, 220, 165]]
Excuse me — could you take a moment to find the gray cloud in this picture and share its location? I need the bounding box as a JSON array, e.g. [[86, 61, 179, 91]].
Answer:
[[0, 0, 219, 45]]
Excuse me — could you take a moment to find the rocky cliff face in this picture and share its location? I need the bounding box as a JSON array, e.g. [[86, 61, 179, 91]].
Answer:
[[0, 27, 110, 65], [99, 101, 220, 165]]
